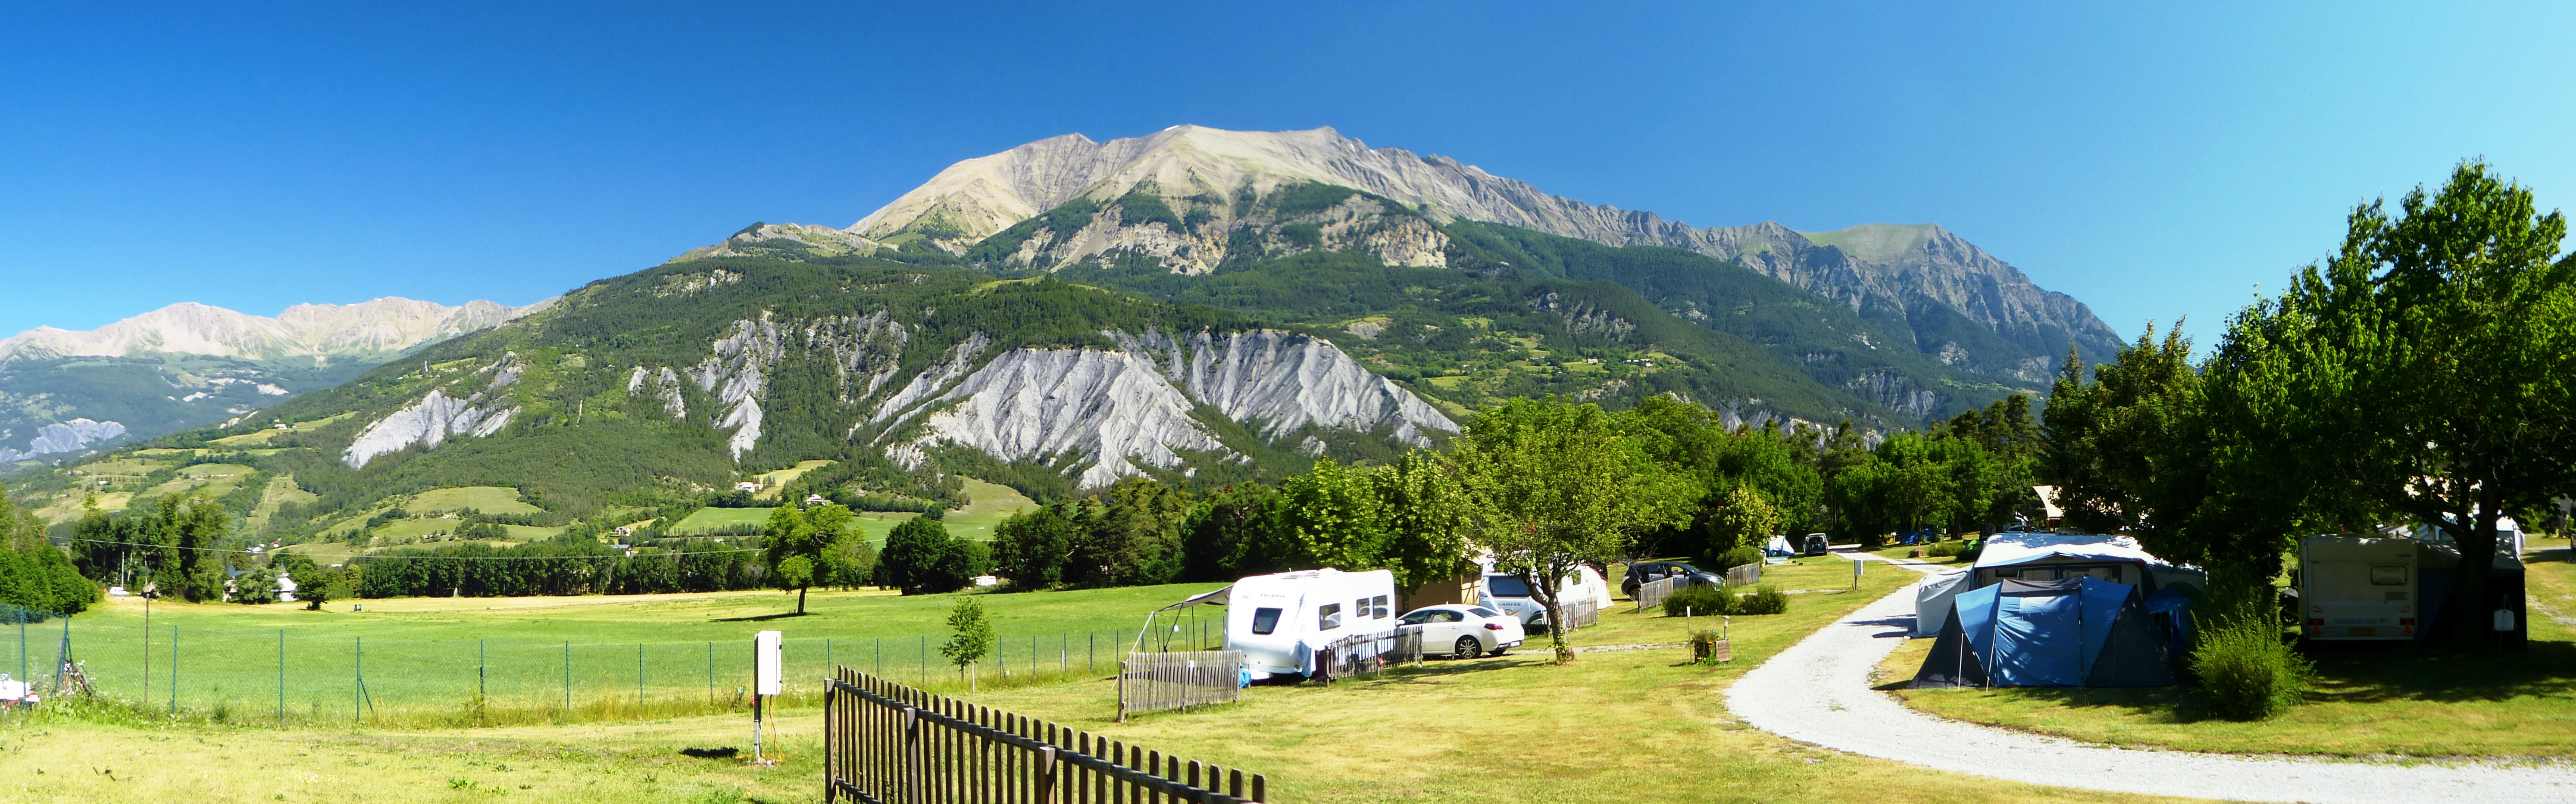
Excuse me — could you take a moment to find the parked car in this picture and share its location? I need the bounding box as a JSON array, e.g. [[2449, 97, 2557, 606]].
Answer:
[[1397, 604, 1524, 659], [1619, 561, 1720, 596], [1801, 533, 1831, 556]]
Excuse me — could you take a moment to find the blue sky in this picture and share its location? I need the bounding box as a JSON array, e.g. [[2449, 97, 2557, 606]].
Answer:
[[5, 2, 2571, 350]]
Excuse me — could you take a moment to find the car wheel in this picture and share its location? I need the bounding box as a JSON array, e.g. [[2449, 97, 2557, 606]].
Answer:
[[1453, 636, 1482, 660]]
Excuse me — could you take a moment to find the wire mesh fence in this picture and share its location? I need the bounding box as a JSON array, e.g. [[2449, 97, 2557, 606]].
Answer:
[[0, 606, 1167, 725]]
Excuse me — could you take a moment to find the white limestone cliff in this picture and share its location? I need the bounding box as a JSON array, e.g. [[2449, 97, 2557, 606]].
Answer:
[[0, 418, 128, 463], [1, 296, 556, 365]]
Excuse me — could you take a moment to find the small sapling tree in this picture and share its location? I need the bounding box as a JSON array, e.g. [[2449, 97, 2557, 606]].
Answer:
[[941, 596, 995, 691]]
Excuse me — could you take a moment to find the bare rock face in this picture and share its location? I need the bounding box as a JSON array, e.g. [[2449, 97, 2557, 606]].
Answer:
[[1, 297, 554, 365], [693, 318, 787, 460], [341, 387, 516, 468], [874, 328, 1457, 488], [0, 418, 126, 463]]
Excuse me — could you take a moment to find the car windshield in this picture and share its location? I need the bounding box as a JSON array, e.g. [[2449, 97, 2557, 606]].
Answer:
[[1486, 576, 1533, 597], [1250, 607, 1282, 635], [1398, 610, 1436, 625]]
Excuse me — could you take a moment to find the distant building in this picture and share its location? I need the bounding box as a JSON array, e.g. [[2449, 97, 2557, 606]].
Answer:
[[735, 481, 762, 493], [804, 494, 829, 506]]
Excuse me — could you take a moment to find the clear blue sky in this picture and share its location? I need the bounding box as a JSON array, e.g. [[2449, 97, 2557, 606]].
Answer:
[[6, 2, 2571, 349]]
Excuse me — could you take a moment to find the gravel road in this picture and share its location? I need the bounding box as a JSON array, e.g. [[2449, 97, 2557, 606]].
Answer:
[[1723, 555, 2576, 804]]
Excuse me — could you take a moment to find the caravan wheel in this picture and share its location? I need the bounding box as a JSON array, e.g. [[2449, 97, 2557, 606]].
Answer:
[[1454, 636, 1483, 660]]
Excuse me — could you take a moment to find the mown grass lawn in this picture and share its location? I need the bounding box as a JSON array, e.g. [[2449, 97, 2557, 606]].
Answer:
[[0, 556, 2202, 804], [1878, 537, 2576, 758]]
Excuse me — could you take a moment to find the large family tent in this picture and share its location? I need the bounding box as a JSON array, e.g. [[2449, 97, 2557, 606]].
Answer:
[[1913, 570, 1972, 638], [1913, 577, 2177, 688]]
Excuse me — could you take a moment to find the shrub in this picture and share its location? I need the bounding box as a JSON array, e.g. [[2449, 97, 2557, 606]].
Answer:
[[1713, 545, 1764, 572], [1661, 583, 1732, 617], [1733, 585, 1790, 615], [1926, 541, 1964, 558], [2190, 599, 2313, 720]]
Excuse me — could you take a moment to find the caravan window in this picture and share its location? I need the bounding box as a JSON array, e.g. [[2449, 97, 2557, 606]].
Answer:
[[1250, 608, 1283, 635], [1318, 603, 1343, 631], [2370, 565, 2407, 585], [1488, 576, 1534, 597], [1372, 595, 1390, 618]]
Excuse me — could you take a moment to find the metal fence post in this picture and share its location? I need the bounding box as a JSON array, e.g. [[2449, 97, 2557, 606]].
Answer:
[[707, 641, 715, 701], [638, 643, 645, 704], [353, 636, 362, 724], [479, 639, 487, 700]]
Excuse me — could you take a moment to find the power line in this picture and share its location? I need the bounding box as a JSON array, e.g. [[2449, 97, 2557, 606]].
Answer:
[[69, 537, 767, 561]]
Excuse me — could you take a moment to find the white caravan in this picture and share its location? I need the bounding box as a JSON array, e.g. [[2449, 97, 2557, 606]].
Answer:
[[1222, 568, 1398, 681], [1481, 565, 1615, 629]]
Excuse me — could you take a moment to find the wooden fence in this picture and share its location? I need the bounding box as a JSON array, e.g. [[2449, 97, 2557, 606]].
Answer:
[[1726, 562, 1762, 586], [1116, 650, 1243, 720], [825, 667, 1267, 804], [1556, 597, 1600, 630], [1633, 577, 1682, 611]]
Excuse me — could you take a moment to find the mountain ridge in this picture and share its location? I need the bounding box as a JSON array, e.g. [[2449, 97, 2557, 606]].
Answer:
[[795, 125, 2120, 381]]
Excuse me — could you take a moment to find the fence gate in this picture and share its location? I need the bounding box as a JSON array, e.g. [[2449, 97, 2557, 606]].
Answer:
[[826, 667, 1267, 804], [1118, 650, 1243, 720]]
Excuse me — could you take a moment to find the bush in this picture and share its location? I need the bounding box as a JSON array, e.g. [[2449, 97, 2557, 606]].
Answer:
[[1733, 585, 1790, 615], [1926, 541, 1964, 558], [2190, 602, 2313, 720], [1661, 583, 1732, 617], [1712, 545, 1764, 571]]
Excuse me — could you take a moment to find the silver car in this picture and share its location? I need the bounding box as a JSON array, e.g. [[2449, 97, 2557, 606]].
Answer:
[[1397, 604, 1524, 659]]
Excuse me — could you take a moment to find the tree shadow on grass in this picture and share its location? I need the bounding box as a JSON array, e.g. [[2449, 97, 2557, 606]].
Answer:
[[713, 611, 806, 622], [1889, 639, 2576, 724]]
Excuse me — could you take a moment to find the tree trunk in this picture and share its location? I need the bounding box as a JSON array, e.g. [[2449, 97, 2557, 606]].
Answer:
[[797, 586, 809, 616], [2445, 503, 2504, 647], [1527, 567, 1572, 664]]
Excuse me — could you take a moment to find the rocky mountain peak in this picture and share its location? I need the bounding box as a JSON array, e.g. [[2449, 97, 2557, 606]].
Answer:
[[0, 296, 556, 365]]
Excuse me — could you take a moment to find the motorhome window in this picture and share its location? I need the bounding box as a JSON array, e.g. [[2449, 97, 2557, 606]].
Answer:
[[1372, 595, 1390, 618], [1250, 608, 1282, 635], [2370, 565, 2407, 585], [1318, 603, 1343, 631], [1488, 576, 1534, 597]]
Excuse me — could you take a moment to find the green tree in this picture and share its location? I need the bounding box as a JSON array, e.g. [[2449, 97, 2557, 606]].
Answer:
[[233, 567, 280, 605], [1454, 399, 1696, 663], [2043, 324, 2206, 542], [1274, 457, 1388, 571], [878, 516, 984, 594], [760, 503, 819, 614], [2258, 162, 2576, 642], [941, 596, 996, 691], [1067, 478, 1187, 587], [1369, 451, 1476, 596], [1703, 486, 1780, 559], [991, 503, 1076, 589]]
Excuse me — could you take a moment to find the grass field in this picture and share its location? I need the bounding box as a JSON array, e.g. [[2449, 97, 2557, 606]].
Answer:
[[752, 460, 834, 500], [1878, 537, 2576, 758], [0, 558, 2196, 804], [409, 486, 542, 514], [667, 478, 1035, 544], [9, 583, 1225, 725]]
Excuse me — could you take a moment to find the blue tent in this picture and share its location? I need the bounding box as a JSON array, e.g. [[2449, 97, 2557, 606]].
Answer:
[[1914, 577, 2177, 688]]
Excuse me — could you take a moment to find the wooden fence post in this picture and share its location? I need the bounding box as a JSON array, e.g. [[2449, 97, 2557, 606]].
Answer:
[[901, 706, 923, 804]]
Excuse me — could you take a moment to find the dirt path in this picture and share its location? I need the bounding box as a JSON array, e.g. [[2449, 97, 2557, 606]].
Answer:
[[1725, 554, 2576, 804]]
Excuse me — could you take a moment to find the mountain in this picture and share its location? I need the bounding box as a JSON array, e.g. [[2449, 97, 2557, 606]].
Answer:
[[836, 125, 2122, 383], [0, 297, 550, 467]]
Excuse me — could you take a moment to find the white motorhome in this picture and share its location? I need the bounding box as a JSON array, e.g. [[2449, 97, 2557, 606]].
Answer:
[[1222, 568, 1398, 681], [2300, 535, 2433, 641]]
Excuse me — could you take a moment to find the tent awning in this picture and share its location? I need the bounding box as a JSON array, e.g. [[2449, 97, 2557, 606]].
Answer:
[[1155, 585, 1232, 613]]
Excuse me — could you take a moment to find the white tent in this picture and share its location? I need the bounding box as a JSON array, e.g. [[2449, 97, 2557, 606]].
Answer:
[[1913, 570, 1972, 637]]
